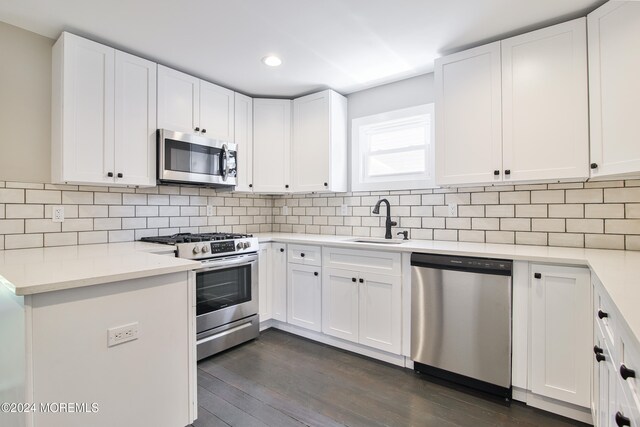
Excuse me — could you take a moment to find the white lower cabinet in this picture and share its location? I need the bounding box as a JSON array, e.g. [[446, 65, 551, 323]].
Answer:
[[529, 264, 591, 408], [321, 248, 402, 355], [271, 243, 287, 322], [287, 263, 322, 332], [258, 244, 271, 322]]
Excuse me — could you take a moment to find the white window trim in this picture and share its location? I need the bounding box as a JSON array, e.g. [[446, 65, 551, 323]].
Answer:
[[351, 104, 436, 192]]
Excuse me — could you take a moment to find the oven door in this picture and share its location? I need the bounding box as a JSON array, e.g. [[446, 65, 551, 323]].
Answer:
[[158, 129, 237, 186], [195, 253, 258, 334]]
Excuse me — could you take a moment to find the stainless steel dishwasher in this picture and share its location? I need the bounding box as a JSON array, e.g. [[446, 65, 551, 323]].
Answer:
[[411, 253, 513, 398]]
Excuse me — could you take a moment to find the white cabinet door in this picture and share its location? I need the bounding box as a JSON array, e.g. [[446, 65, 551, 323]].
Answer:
[[588, 1, 640, 179], [434, 42, 502, 186], [287, 263, 321, 332], [530, 264, 591, 407], [157, 65, 199, 134], [271, 243, 287, 322], [258, 243, 272, 322], [54, 33, 115, 185], [199, 80, 234, 141], [253, 99, 291, 193], [359, 272, 401, 354], [322, 268, 359, 343], [501, 18, 589, 182], [234, 93, 253, 192], [114, 50, 157, 187], [594, 328, 615, 427], [291, 90, 347, 193]]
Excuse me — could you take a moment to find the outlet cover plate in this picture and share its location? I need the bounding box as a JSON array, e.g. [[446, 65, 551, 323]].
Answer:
[[206, 205, 214, 216], [107, 322, 139, 347], [448, 203, 458, 217], [52, 206, 64, 223]]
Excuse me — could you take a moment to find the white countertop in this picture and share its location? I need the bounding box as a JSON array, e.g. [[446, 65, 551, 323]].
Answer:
[[256, 232, 640, 345], [0, 242, 199, 296]]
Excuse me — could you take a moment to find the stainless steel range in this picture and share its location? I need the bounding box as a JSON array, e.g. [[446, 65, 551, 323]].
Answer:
[[141, 232, 259, 360]]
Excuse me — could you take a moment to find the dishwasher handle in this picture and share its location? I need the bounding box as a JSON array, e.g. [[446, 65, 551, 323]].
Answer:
[[411, 253, 512, 276]]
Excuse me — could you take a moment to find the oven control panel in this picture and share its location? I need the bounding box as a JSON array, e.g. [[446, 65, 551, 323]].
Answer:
[[211, 241, 235, 254]]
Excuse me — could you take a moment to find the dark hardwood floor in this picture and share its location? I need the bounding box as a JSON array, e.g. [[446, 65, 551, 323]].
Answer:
[[191, 329, 588, 427]]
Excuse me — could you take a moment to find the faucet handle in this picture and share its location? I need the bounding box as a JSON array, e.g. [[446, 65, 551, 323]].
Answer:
[[397, 231, 409, 241], [390, 221, 398, 227]]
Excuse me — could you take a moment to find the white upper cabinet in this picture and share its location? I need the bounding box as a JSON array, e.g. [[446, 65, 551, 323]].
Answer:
[[435, 19, 589, 187], [234, 93, 254, 192], [157, 65, 234, 140], [252, 99, 291, 193], [501, 18, 588, 183], [588, 1, 640, 179], [52, 32, 156, 187], [291, 90, 347, 193], [199, 80, 234, 141], [157, 65, 199, 135], [114, 51, 157, 187], [435, 42, 502, 186]]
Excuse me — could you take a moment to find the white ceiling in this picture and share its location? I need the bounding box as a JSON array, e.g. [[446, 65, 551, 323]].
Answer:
[[0, 0, 605, 97]]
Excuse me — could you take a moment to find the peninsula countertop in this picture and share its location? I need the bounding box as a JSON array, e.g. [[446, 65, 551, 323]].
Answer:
[[0, 241, 199, 296]]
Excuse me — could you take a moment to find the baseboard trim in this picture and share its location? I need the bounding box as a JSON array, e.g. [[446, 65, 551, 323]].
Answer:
[[266, 321, 406, 367], [526, 392, 593, 425]]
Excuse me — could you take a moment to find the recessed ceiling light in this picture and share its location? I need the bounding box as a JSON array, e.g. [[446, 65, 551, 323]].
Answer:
[[262, 55, 282, 67]]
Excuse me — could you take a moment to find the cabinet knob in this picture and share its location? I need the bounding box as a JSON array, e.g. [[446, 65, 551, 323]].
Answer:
[[359, 278, 364, 283], [280, 248, 284, 253], [594, 345, 604, 355], [194, 127, 200, 132], [285, 185, 289, 189], [249, 184, 253, 188], [201, 128, 206, 134], [300, 253, 305, 258], [107, 172, 114, 177], [504, 170, 511, 175], [590, 163, 598, 169], [117, 173, 123, 178], [615, 412, 631, 427], [534, 273, 541, 279], [620, 364, 636, 380], [494, 170, 500, 176], [352, 278, 356, 282], [314, 272, 319, 276], [323, 182, 328, 187], [596, 353, 606, 363], [598, 310, 609, 319]]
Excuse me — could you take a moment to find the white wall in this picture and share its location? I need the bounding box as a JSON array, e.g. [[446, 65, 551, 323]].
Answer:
[[347, 73, 434, 121], [0, 21, 53, 184]]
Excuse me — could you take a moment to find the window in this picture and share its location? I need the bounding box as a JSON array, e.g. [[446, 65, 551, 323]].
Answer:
[[351, 104, 435, 191]]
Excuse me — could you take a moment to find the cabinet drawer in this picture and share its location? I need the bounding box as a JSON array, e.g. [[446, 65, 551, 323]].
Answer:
[[617, 379, 640, 427], [621, 329, 640, 415], [323, 247, 401, 276], [288, 245, 322, 266]]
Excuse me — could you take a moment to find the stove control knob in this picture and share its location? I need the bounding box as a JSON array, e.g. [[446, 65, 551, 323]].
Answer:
[[236, 243, 243, 251], [201, 245, 210, 253], [243, 242, 251, 249], [192, 246, 201, 255]]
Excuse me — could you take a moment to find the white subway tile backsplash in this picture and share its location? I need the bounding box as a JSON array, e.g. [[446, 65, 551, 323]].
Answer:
[[532, 219, 565, 233], [548, 233, 584, 248], [434, 229, 457, 241], [0, 189, 24, 204], [566, 189, 603, 203], [531, 190, 564, 204], [472, 218, 499, 230], [459, 230, 484, 243], [515, 205, 547, 218], [485, 205, 514, 218], [25, 219, 61, 233], [45, 232, 77, 247], [78, 205, 109, 218], [605, 219, 640, 235], [122, 194, 147, 205], [94, 218, 121, 231], [566, 219, 604, 234], [5, 233, 43, 249], [122, 218, 147, 230], [136, 206, 158, 217], [471, 192, 499, 205], [26, 190, 61, 204], [585, 234, 624, 250], [626, 204, 640, 219], [0, 219, 25, 234], [548, 204, 583, 218], [500, 191, 530, 205], [108, 230, 135, 243], [486, 231, 515, 244], [62, 218, 94, 232], [62, 191, 93, 204], [94, 192, 122, 205], [109, 206, 135, 217], [585, 204, 625, 219], [147, 217, 169, 229], [6, 204, 44, 219], [148, 195, 170, 205], [604, 188, 640, 203], [516, 232, 547, 246]]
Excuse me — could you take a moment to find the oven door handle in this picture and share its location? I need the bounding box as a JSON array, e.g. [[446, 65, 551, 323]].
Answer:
[[221, 144, 229, 181], [196, 255, 257, 272]]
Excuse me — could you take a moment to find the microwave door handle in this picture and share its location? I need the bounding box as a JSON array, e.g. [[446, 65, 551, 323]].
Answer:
[[221, 144, 229, 181]]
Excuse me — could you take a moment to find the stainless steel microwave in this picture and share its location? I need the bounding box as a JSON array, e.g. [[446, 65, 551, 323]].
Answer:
[[158, 129, 237, 187]]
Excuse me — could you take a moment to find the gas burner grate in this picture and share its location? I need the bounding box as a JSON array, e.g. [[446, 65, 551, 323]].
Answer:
[[140, 232, 253, 245]]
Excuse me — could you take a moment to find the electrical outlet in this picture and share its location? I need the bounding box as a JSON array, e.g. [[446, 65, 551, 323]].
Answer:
[[282, 205, 289, 216], [107, 322, 139, 347], [340, 204, 348, 216], [52, 206, 64, 223], [448, 203, 458, 217], [206, 205, 214, 216]]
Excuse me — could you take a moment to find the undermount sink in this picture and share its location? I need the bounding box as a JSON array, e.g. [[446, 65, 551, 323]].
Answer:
[[349, 238, 408, 245]]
